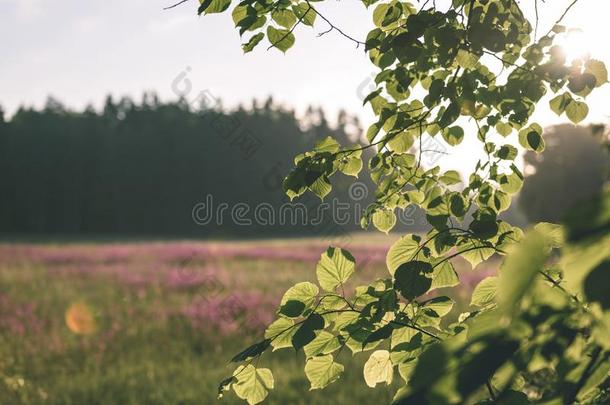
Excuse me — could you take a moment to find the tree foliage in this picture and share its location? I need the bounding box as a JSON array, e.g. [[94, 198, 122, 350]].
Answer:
[[0, 96, 368, 236], [519, 124, 610, 223], [191, 0, 610, 403]]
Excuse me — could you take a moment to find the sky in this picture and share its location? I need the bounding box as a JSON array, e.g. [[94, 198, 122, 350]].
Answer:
[[1, 0, 609, 172]]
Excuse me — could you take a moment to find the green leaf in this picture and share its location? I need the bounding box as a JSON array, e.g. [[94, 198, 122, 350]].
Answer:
[[470, 276, 498, 307], [316, 247, 356, 291], [231, 5, 249, 25], [278, 300, 306, 318], [372, 209, 397, 233], [592, 312, 610, 350], [495, 122, 513, 137], [366, 123, 381, 143], [386, 235, 421, 275], [242, 32, 265, 53], [577, 354, 610, 401], [267, 26, 295, 53], [498, 230, 549, 312], [292, 313, 325, 351], [565, 100, 589, 124], [398, 359, 418, 384], [363, 350, 394, 387], [422, 296, 454, 317], [459, 241, 495, 268], [304, 331, 342, 358], [439, 170, 461, 185], [585, 59, 608, 87], [198, 0, 231, 15], [337, 152, 363, 177], [293, 3, 316, 26], [456, 49, 479, 69], [394, 261, 433, 300], [449, 193, 468, 217], [495, 145, 518, 160], [232, 365, 274, 405], [518, 127, 545, 152], [430, 260, 459, 290], [314, 136, 341, 153], [304, 354, 344, 390], [271, 9, 297, 29], [469, 218, 499, 240], [217, 376, 235, 399], [442, 126, 464, 146], [265, 318, 297, 351], [549, 93, 572, 116], [309, 175, 332, 199], [439, 102, 460, 128], [231, 339, 271, 362], [363, 89, 382, 107], [372, 3, 390, 28], [499, 172, 524, 194], [387, 131, 415, 152], [390, 326, 418, 349], [533, 222, 565, 248], [281, 282, 319, 306], [364, 324, 394, 346], [561, 232, 610, 304], [279, 282, 319, 317], [583, 259, 610, 309]]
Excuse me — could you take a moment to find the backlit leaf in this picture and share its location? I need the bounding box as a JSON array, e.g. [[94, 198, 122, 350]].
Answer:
[[470, 276, 498, 307], [267, 26, 295, 53], [363, 350, 394, 387], [232, 365, 274, 405], [316, 247, 356, 291], [304, 355, 344, 390]]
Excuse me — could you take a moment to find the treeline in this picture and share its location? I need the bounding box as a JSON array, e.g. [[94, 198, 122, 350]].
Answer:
[[0, 95, 393, 238], [1, 94, 568, 238]]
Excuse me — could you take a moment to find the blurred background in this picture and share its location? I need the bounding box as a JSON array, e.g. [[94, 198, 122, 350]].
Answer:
[[1, 0, 609, 403]]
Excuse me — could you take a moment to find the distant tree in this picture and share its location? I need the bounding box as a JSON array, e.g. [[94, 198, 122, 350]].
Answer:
[[520, 124, 609, 222], [0, 96, 379, 237]]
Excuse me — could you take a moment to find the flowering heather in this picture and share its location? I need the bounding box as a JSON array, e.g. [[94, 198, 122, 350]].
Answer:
[[0, 241, 389, 268], [180, 292, 276, 335], [0, 237, 501, 404], [164, 267, 219, 290], [0, 238, 495, 344], [0, 293, 44, 336]]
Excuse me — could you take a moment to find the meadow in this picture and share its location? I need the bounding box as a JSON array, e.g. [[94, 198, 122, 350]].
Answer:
[[0, 235, 495, 404]]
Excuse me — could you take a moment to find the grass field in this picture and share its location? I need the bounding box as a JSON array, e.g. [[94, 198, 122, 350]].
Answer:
[[0, 235, 496, 404]]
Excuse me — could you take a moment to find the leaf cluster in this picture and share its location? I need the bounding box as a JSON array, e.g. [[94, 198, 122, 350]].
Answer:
[[191, 0, 610, 403]]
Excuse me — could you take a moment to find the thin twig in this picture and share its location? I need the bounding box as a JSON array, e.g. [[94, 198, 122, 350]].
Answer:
[[486, 380, 497, 401], [305, 0, 366, 48], [267, 5, 311, 51], [534, 0, 539, 40], [163, 0, 190, 10], [543, 0, 581, 38]]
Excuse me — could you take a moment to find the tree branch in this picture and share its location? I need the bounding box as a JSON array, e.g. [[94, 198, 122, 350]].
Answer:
[[163, 0, 190, 11], [543, 0, 581, 38], [267, 6, 311, 51], [305, 0, 366, 48]]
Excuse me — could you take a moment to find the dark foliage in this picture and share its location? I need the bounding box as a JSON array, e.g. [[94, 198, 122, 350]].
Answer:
[[0, 95, 385, 237]]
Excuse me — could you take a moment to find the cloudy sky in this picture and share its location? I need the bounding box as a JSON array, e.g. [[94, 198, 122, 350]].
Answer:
[[1, 0, 609, 171], [0, 0, 372, 117]]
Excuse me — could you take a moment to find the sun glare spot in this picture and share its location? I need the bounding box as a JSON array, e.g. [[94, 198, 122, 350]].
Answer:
[[65, 302, 96, 335], [556, 29, 591, 63]]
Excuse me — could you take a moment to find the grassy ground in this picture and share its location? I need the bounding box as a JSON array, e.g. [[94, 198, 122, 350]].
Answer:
[[0, 235, 494, 404]]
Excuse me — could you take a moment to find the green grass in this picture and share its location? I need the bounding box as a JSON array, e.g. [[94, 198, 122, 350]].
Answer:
[[0, 237, 489, 404]]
